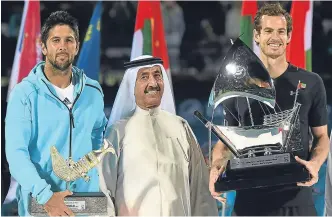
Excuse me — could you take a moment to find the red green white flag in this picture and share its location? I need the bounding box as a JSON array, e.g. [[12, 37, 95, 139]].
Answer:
[[239, 0, 260, 56], [131, 0, 173, 89], [286, 0, 313, 71]]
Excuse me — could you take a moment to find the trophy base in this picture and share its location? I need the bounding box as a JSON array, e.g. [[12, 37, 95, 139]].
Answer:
[[215, 153, 311, 192], [29, 192, 108, 216]]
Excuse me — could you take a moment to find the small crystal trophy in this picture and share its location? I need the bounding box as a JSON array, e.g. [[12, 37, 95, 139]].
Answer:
[[194, 38, 310, 191]]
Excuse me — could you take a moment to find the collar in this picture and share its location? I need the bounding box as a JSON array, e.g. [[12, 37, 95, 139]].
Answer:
[[135, 105, 161, 116]]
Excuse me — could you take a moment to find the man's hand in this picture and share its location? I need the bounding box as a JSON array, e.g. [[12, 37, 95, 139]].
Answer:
[[209, 141, 232, 203], [209, 160, 226, 203], [295, 156, 320, 187], [44, 190, 75, 216]]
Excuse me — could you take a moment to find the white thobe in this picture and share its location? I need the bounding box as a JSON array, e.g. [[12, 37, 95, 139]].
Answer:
[[98, 106, 218, 216]]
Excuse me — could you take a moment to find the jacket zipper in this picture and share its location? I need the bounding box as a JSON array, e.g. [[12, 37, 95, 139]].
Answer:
[[42, 80, 81, 162]]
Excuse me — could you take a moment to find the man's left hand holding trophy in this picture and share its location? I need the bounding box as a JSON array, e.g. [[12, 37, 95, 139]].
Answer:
[[5, 10, 111, 216]]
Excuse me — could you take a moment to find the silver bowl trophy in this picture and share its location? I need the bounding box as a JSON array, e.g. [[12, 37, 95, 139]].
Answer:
[[194, 38, 310, 192], [28, 139, 115, 216]]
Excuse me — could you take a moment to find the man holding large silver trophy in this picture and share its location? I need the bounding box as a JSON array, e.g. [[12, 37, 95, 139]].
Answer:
[[5, 11, 109, 216], [198, 3, 330, 216]]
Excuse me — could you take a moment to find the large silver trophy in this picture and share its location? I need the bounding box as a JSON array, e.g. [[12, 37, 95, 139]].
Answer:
[[29, 139, 115, 216], [194, 38, 310, 191]]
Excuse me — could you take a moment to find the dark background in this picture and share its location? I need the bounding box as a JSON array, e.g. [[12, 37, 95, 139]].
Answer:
[[1, 1, 332, 206]]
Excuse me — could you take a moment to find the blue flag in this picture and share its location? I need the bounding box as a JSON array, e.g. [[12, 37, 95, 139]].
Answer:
[[76, 1, 102, 81]]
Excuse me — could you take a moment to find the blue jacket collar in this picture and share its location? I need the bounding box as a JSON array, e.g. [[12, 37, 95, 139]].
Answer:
[[24, 61, 87, 100]]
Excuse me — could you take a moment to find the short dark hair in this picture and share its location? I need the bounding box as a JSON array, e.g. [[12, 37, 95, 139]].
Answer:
[[254, 3, 292, 35], [41, 11, 79, 46]]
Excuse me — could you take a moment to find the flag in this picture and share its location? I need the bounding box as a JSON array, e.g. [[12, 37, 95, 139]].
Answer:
[[298, 82, 307, 89], [239, 0, 260, 56], [76, 1, 102, 81], [286, 0, 313, 71], [286, 1, 326, 215], [131, 0, 174, 91], [4, 1, 41, 215], [7, 0, 42, 99]]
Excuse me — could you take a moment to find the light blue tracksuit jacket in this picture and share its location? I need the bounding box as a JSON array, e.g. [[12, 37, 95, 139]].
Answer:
[[5, 61, 108, 216]]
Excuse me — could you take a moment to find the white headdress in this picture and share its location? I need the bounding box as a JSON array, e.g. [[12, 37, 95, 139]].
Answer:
[[107, 55, 176, 127]]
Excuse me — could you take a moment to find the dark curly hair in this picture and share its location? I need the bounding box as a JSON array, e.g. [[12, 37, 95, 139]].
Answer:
[[41, 11, 79, 47], [254, 3, 292, 35]]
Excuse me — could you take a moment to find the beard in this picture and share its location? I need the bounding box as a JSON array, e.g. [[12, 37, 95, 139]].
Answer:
[[49, 56, 73, 74]]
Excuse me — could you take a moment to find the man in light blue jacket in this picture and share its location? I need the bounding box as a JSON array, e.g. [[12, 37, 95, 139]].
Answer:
[[5, 11, 107, 216]]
